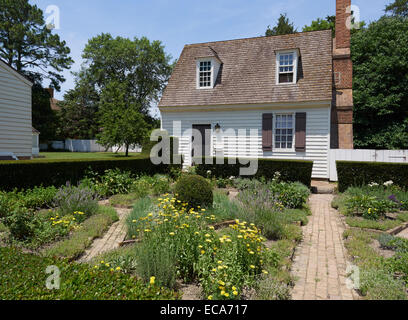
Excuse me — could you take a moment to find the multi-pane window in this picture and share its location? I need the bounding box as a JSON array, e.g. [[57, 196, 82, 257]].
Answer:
[[275, 114, 294, 149], [278, 53, 295, 83], [199, 61, 212, 88]]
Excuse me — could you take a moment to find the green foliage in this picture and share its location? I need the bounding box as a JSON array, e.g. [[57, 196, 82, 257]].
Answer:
[[83, 169, 136, 197], [337, 161, 408, 192], [195, 157, 313, 187], [265, 13, 297, 36], [97, 81, 149, 156], [0, 0, 73, 89], [385, 0, 408, 17], [0, 156, 180, 191], [174, 175, 213, 209], [345, 195, 397, 220], [345, 217, 401, 231], [44, 206, 118, 260], [32, 85, 60, 141], [302, 16, 336, 37], [268, 182, 310, 209], [127, 197, 154, 239], [359, 267, 407, 300], [352, 16, 408, 149], [53, 184, 98, 218], [3, 206, 35, 241], [0, 186, 57, 217], [0, 247, 178, 300], [57, 81, 100, 139]]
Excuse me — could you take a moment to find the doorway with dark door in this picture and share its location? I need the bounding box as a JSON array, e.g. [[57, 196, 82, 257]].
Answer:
[[192, 124, 212, 158]]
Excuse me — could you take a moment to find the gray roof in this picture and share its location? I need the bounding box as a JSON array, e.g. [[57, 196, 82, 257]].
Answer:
[[159, 30, 333, 108]]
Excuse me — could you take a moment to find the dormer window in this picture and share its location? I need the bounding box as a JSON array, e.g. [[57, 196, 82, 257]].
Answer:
[[276, 50, 299, 84], [199, 61, 212, 88]]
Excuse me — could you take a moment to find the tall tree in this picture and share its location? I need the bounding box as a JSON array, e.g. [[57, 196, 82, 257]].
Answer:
[[81, 33, 172, 118], [57, 80, 100, 139], [352, 16, 408, 149], [265, 14, 297, 36], [32, 84, 59, 141], [303, 16, 336, 37], [0, 0, 73, 89], [385, 0, 408, 17], [302, 15, 364, 37], [97, 81, 148, 156]]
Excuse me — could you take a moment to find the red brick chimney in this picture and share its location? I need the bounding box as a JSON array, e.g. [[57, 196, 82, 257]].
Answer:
[[46, 87, 54, 98], [331, 0, 354, 149]]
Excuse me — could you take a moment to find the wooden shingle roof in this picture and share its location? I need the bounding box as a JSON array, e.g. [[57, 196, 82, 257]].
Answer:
[[159, 30, 333, 108]]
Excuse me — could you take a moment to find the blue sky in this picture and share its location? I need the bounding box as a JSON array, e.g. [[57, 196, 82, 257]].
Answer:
[[31, 0, 392, 102]]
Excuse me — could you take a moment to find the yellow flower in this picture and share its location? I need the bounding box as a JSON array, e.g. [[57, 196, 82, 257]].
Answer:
[[105, 263, 110, 267], [233, 291, 238, 296], [250, 265, 255, 269], [262, 270, 269, 274], [200, 250, 206, 255], [218, 280, 225, 286], [205, 234, 211, 238], [224, 293, 230, 297], [169, 232, 175, 236], [150, 276, 156, 285], [116, 267, 121, 271], [221, 290, 226, 296], [208, 295, 213, 300]]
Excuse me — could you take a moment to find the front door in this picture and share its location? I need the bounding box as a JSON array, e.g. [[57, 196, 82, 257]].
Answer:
[[192, 124, 211, 158]]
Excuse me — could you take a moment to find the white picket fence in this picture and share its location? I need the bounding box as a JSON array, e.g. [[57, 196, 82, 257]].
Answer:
[[44, 139, 142, 153], [329, 149, 408, 181]]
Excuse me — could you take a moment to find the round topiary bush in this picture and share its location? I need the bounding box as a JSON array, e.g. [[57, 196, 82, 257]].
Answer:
[[174, 174, 213, 209]]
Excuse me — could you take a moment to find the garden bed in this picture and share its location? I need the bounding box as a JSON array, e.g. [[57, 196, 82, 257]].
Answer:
[[334, 181, 408, 300]]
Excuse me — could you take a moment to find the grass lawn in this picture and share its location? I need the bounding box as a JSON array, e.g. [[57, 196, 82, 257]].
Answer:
[[32, 152, 144, 161]]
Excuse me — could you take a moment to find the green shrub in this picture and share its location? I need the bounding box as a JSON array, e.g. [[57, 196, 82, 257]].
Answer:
[[3, 206, 35, 241], [268, 182, 310, 209], [337, 161, 408, 192], [345, 195, 397, 220], [85, 169, 136, 196], [53, 185, 98, 220], [174, 175, 213, 208], [127, 197, 154, 239], [359, 267, 407, 300], [44, 206, 118, 260], [0, 247, 178, 300], [195, 157, 313, 187], [0, 156, 181, 191]]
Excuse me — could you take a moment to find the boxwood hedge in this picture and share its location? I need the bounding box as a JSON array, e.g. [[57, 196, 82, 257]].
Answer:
[[337, 161, 408, 192], [0, 247, 178, 300], [194, 157, 313, 187], [0, 156, 181, 191]]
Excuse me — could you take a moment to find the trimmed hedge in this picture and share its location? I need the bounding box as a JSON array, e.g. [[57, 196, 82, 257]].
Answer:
[[174, 174, 213, 208], [194, 157, 313, 187], [337, 161, 408, 192], [0, 157, 181, 191]]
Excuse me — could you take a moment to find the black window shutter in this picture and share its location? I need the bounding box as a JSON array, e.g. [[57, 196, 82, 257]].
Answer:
[[295, 112, 306, 152], [262, 113, 273, 151]]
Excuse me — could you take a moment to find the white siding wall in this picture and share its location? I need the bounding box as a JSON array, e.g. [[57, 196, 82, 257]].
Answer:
[[0, 63, 32, 158], [161, 106, 331, 179]]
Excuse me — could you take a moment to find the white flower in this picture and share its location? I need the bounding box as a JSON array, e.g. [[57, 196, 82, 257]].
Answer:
[[384, 180, 394, 186], [229, 176, 235, 180], [368, 182, 379, 187], [206, 170, 212, 175]]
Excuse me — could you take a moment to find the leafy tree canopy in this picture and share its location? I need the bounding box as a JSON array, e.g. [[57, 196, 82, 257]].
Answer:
[[0, 0, 73, 89], [81, 33, 172, 118], [265, 13, 297, 36], [385, 0, 408, 17], [303, 16, 336, 37], [57, 80, 100, 140], [97, 81, 149, 156], [352, 16, 408, 149]]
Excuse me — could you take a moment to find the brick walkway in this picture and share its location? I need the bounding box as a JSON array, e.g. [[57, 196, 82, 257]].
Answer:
[[78, 207, 131, 262], [291, 194, 357, 300]]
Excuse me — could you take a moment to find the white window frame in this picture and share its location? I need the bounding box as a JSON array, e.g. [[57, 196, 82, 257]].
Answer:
[[273, 113, 295, 152], [276, 50, 298, 85], [196, 59, 214, 89]]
